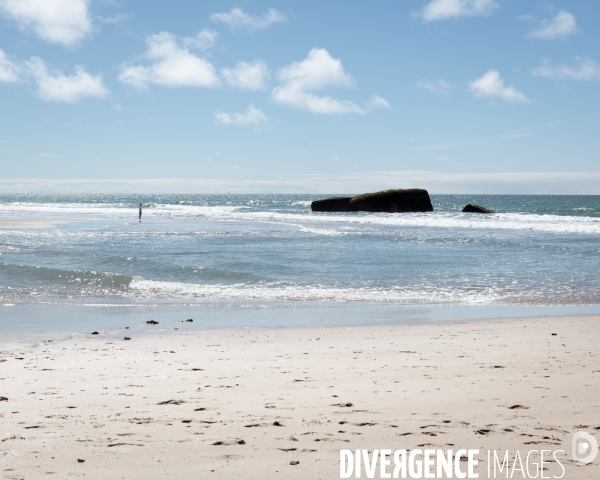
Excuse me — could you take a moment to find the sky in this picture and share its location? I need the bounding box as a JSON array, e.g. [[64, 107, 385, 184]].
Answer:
[[0, 0, 599, 194]]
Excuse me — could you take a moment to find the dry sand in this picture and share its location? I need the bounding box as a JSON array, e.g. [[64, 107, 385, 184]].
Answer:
[[1, 315, 599, 479]]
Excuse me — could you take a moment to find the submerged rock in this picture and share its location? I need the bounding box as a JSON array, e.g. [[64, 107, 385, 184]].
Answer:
[[462, 204, 494, 213], [311, 189, 433, 213]]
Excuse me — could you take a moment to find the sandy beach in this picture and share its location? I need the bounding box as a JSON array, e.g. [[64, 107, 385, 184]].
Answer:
[[1, 315, 599, 479]]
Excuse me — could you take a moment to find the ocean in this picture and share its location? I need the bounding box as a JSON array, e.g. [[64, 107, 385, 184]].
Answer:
[[1, 194, 599, 331]]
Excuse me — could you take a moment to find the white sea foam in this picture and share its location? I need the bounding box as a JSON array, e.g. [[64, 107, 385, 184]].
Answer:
[[128, 278, 508, 304], [1, 201, 599, 234], [233, 211, 600, 235]]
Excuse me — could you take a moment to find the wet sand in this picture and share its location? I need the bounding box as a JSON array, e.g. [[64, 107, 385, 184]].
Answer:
[[0, 220, 60, 229], [0, 315, 598, 479]]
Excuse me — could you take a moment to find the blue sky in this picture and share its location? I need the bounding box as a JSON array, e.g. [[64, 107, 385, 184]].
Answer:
[[0, 0, 599, 193]]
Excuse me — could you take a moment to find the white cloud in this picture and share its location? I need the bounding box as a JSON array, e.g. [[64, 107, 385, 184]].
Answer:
[[0, 49, 20, 82], [119, 31, 220, 90], [469, 69, 528, 103], [367, 94, 391, 110], [210, 8, 286, 31], [25, 57, 108, 103], [272, 48, 363, 114], [183, 29, 218, 51], [413, 0, 498, 22], [0, 0, 92, 47], [417, 78, 454, 95], [527, 10, 577, 39], [222, 60, 270, 90], [97, 13, 132, 25], [532, 57, 600, 81], [214, 104, 267, 126]]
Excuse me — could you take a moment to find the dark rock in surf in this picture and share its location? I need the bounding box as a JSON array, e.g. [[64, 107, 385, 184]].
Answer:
[[311, 189, 433, 213], [311, 196, 352, 212], [461, 204, 494, 214]]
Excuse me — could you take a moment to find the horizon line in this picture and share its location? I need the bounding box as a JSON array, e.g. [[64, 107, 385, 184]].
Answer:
[[1, 171, 600, 195]]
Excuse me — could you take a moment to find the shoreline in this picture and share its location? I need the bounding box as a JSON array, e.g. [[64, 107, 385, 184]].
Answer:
[[2, 301, 600, 334], [1, 314, 598, 479]]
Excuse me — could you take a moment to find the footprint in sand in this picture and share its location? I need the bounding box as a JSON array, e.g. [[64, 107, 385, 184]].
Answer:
[[212, 439, 246, 446], [108, 442, 144, 447]]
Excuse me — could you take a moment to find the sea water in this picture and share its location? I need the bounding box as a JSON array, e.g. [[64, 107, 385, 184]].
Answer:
[[1, 194, 599, 330]]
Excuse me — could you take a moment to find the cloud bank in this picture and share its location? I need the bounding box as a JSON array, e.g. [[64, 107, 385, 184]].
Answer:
[[3, 171, 600, 195]]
